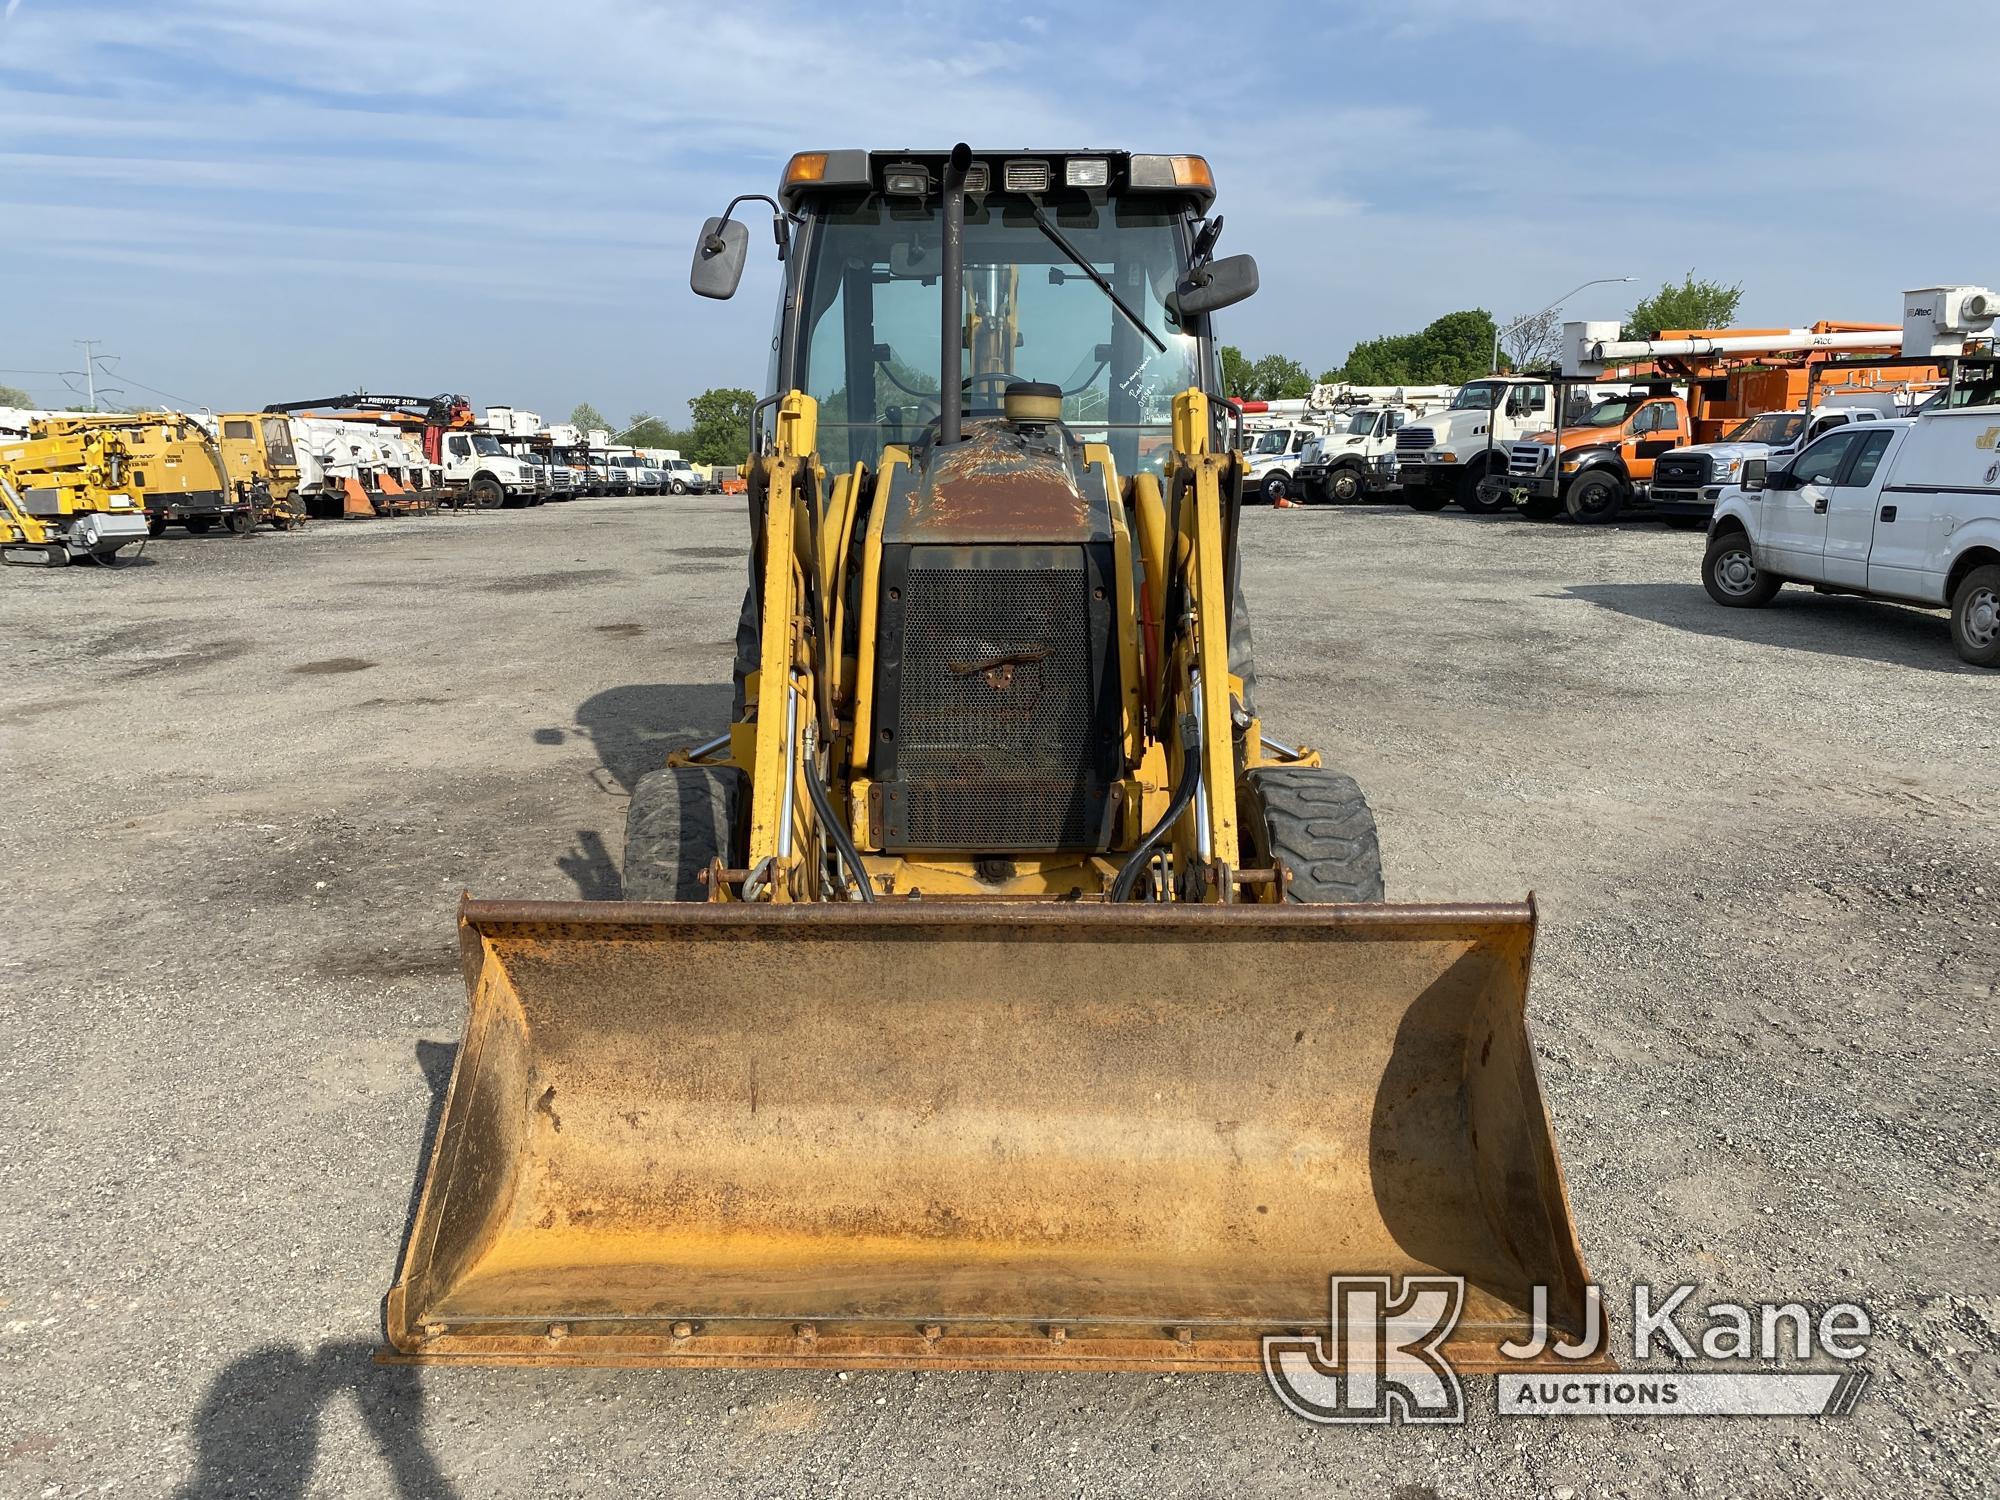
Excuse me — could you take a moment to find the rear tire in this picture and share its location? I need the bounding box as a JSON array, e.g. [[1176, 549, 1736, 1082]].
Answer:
[[1245, 766, 1385, 903], [1949, 563, 2000, 667], [1702, 532, 1781, 607], [622, 764, 744, 901]]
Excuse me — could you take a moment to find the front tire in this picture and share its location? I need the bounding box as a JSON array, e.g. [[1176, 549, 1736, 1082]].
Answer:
[[1245, 766, 1385, 903], [1565, 471, 1625, 524], [1455, 461, 1508, 514], [1260, 471, 1292, 505], [1326, 468, 1363, 504], [622, 764, 745, 901], [471, 477, 504, 510], [1702, 532, 1781, 608], [670, 479, 688, 495], [1950, 563, 2000, 668]]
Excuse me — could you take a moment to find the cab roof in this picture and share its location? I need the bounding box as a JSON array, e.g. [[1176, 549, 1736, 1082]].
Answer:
[[777, 149, 1216, 212]]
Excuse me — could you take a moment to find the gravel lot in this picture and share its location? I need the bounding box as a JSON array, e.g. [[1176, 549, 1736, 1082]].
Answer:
[[3, 495, 1994, 1498]]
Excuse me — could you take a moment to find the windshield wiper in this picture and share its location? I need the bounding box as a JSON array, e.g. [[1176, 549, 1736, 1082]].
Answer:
[[1029, 205, 1166, 354]]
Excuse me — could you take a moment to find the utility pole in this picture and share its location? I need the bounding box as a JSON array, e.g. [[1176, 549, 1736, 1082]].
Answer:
[[75, 339, 104, 410]]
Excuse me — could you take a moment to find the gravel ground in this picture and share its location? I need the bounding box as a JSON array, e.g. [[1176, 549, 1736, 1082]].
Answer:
[[2, 496, 1994, 1498]]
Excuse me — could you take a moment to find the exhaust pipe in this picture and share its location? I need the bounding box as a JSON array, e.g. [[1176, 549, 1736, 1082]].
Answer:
[[938, 143, 972, 447]]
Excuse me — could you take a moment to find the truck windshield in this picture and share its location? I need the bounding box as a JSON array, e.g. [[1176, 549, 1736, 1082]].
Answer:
[[793, 189, 1201, 472], [471, 435, 504, 456], [1341, 411, 1378, 435], [1947, 361, 2000, 408], [1449, 382, 1504, 411], [1724, 413, 1806, 445], [1577, 398, 1639, 427], [1250, 429, 1295, 455]]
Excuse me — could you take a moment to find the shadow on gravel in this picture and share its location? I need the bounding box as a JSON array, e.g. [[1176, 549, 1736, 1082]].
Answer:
[[1564, 581, 1962, 671], [538, 682, 734, 898], [174, 1340, 457, 1500]]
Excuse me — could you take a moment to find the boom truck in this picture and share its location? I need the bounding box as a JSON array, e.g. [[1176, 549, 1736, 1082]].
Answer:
[[264, 392, 489, 512], [385, 144, 1601, 1376], [1485, 323, 1931, 524]]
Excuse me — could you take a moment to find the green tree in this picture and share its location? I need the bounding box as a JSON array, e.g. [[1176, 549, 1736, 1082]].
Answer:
[[1316, 368, 1343, 386], [1337, 309, 1498, 385], [1247, 354, 1313, 401], [1219, 345, 1253, 400], [569, 401, 610, 438], [1622, 272, 1744, 340], [0, 383, 32, 407], [624, 411, 691, 450], [686, 387, 758, 466]]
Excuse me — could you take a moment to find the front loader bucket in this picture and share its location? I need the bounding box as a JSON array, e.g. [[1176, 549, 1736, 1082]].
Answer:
[[384, 899, 1602, 1372]]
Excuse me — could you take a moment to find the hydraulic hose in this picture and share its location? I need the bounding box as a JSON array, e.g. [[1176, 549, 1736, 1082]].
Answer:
[[1109, 712, 1202, 903], [801, 721, 875, 902]]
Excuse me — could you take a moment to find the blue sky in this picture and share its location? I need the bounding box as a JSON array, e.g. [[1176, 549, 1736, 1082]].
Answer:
[[1, 1, 1991, 426]]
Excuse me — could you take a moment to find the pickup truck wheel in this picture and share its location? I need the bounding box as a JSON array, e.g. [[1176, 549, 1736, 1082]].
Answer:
[[1564, 471, 1625, 524], [1702, 533, 1781, 607], [1326, 468, 1363, 503], [1950, 564, 2000, 667], [1244, 766, 1385, 903]]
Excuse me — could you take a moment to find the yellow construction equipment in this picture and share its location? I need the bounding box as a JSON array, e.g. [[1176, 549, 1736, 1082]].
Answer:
[[0, 435, 153, 566], [34, 412, 247, 538], [212, 412, 308, 530], [387, 146, 1600, 1375]]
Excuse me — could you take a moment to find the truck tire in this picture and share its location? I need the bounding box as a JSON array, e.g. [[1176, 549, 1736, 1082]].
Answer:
[[147, 517, 167, 538], [1702, 532, 1781, 608], [622, 764, 744, 901], [1325, 467, 1363, 504], [1260, 471, 1292, 504], [1245, 766, 1385, 904], [1949, 563, 2000, 668], [226, 511, 254, 537], [1564, 471, 1625, 523], [1454, 460, 1508, 514], [471, 476, 504, 510], [670, 479, 688, 495]]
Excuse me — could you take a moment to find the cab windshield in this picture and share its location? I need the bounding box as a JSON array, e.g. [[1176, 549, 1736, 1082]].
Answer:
[[1449, 382, 1504, 411], [1577, 398, 1639, 428], [1250, 428, 1296, 455], [1724, 412, 1806, 445], [793, 189, 1201, 472], [1341, 411, 1378, 435], [470, 435, 504, 457]]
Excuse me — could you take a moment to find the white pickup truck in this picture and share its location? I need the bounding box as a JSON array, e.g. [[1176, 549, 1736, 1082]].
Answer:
[[1652, 399, 1909, 522], [1701, 392, 2000, 666]]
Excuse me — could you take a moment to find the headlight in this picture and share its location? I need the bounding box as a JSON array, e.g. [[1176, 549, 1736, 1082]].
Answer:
[[1717, 458, 1741, 476], [1435, 450, 1457, 463], [1560, 457, 1582, 472]]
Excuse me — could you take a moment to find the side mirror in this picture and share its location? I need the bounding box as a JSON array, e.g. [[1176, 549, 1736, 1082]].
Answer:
[[691, 217, 749, 300], [1741, 459, 1767, 492], [1169, 253, 1259, 319]]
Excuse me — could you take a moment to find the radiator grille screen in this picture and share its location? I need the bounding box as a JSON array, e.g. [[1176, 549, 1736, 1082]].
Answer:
[[895, 563, 1105, 849]]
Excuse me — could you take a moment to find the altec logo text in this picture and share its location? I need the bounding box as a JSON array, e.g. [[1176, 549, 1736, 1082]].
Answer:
[[1263, 1277, 1873, 1425]]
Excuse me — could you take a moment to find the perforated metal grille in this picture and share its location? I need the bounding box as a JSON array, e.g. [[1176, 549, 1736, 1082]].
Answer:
[[896, 564, 1104, 849]]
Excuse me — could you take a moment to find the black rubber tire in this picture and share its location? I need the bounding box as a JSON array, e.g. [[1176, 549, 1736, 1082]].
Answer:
[[471, 477, 504, 510], [1702, 532, 1781, 608], [1519, 492, 1563, 521], [1259, 472, 1290, 504], [226, 511, 254, 537], [147, 517, 167, 538], [1326, 467, 1363, 504], [1454, 461, 1508, 514], [1949, 563, 2000, 668], [1564, 471, 1625, 524], [1405, 486, 1449, 512], [1245, 765, 1385, 903], [622, 764, 745, 901], [670, 479, 688, 495], [1660, 515, 1704, 531], [184, 516, 214, 534]]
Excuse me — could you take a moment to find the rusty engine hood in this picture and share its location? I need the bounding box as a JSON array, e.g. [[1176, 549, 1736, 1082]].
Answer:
[[884, 418, 1111, 546]]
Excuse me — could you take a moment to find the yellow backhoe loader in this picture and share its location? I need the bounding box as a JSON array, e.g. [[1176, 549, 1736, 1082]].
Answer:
[[388, 146, 1601, 1374]]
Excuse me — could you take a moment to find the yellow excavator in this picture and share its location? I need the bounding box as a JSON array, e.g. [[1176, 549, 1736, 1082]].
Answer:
[[387, 146, 1599, 1373]]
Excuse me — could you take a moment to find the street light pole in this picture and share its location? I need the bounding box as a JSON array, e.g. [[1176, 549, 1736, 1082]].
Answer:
[[1492, 277, 1636, 374]]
